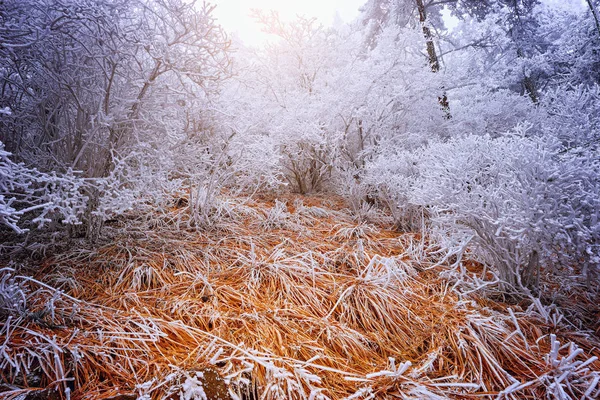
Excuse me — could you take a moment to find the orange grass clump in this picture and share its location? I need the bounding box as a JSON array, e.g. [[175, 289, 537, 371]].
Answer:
[[1, 194, 599, 399]]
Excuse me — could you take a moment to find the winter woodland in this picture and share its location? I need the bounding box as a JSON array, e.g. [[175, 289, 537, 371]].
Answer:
[[1, 0, 600, 399]]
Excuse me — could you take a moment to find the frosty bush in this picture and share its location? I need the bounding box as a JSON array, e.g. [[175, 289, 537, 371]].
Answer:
[[499, 334, 600, 398], [176, 124, 282, 228], [542, 84, 600, 152], [0, 143, 87, 235], [367, 130, 600, 291], [364, 147, 425, 232], [94, 148, 184, 221], [89, 123, 282, 231]]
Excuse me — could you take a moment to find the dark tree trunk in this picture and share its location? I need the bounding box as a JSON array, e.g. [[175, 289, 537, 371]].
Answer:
[[415, 0, 451, 117], [586, 0, 600, 38]]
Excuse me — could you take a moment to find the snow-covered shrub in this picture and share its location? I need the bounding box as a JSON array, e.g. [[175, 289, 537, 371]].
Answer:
[[225, 16, 341, 195], [542, 84, 600, 152], [178, 124, 282, 228], [280, 135, 337, 195], [363, 146, 427, 232], [94, 148, 184, 221], [412, 132, 555, 289], [367, 130, 600, 291], [0, 143, 87, 234]]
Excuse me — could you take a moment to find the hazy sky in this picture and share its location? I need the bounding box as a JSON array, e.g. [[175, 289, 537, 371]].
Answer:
[[211, 0, 365, 46], [211, 0, 588, 46]]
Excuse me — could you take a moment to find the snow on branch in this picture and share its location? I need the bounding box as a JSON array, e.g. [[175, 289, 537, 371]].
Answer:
[[0, 143, 87, 234]]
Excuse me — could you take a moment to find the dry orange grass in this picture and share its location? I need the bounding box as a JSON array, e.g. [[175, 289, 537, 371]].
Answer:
[[1, 194, 599, 399]]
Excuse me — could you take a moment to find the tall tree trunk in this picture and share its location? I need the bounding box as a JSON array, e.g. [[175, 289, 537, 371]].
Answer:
[[415, 0, 440, 72], [587, 0, 600, 38], [415, 0, 451, 117], [511, 0, 539, 103]]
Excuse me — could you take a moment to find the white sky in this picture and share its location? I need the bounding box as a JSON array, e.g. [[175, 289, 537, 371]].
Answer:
[[211, 0, 366, 46], [211, 0, 589, 46]]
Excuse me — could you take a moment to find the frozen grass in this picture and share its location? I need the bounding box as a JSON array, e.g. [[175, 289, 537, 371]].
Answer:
[[1, 194, 599, 399]]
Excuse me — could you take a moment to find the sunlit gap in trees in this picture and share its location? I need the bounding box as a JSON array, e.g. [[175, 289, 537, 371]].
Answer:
[[211, 0, 365, 46]]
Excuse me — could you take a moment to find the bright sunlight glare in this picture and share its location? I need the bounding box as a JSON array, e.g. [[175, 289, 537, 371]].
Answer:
[[211, 0, 365, 46]]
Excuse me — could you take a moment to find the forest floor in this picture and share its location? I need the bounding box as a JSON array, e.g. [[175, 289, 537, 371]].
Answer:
[[1, 193, 600, 399]]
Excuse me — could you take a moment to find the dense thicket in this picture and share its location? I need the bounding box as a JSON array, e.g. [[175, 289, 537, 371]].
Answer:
[[1, 0, 599, 293], [1, 1, 600, 399]]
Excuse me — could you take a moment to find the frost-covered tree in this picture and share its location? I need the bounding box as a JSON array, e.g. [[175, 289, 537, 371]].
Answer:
[[0, 0, 231, 175], [359, 1, 600, 291], [359, 0, 451, 113], [225, 10, 447, 196], [0, 0, 232, 237]]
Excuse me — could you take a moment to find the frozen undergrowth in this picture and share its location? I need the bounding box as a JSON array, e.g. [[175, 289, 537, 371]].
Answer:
[[0, 145, 87, 234], [0, 195, 598, 400]]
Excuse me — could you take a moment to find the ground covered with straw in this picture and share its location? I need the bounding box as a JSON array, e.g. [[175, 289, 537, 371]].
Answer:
[[1, 194, 599, 399]]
